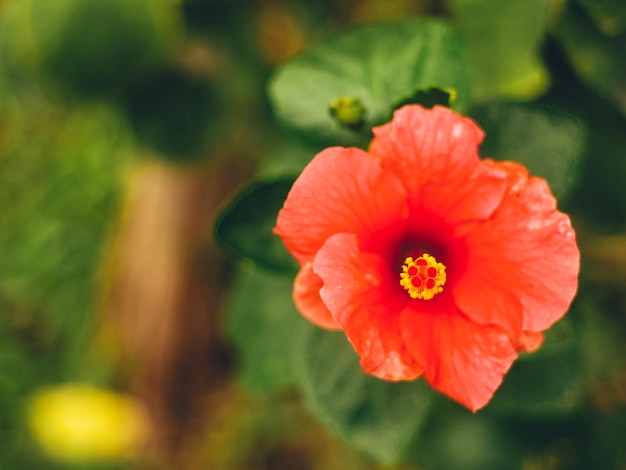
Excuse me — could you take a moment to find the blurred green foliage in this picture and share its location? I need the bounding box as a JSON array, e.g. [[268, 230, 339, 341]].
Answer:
[[1, 0, 626, 468], [0, 101, 130, 468], [469, 102, 585, 200], [29, 0, 183, 97], [448, 0, 552, 101]]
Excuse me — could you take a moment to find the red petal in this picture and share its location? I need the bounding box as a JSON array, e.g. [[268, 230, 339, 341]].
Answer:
[[293, 262, 341, 330], [400, 303, 518, 412], [517, 330, 544, 353], [370, 105, 508, 228], [455, 160, 579, 334], [451, 258, 525, 337], [313, 233, 424, 380], [274, 147, 408, 265]]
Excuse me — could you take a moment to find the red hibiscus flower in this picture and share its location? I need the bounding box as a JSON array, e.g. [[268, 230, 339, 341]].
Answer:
[[274, 105, 579, 411]]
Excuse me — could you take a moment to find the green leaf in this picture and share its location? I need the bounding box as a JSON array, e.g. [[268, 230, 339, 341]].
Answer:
[[404, 403, 522, 470], [395, 87, 456, 110], [470, 103, 585, 200], [227, 268, 313, 393], [553, 2, 626, 117], [269, 19, 470, 146], [214, 177, 299, 274], [448, 0, 551, 101], [295, 327, 433, 464], [488, 317, 583, 416]]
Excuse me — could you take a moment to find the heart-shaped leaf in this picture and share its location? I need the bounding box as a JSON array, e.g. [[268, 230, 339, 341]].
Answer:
[[294, 327, 433, 464], [269, 19, 470, 147]]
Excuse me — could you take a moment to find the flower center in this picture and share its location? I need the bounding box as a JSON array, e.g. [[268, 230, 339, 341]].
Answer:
[[400, 253, 446, 300]]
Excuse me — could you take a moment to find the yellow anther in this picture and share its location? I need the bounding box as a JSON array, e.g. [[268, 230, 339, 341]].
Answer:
[[400, 253, 446, 300]]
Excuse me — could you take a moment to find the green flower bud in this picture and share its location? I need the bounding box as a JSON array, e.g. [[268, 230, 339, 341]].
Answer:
[[329, 96, 367, 131]]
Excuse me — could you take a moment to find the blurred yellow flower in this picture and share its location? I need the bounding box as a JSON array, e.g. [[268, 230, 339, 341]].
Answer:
[[28, 384, 149, 462]]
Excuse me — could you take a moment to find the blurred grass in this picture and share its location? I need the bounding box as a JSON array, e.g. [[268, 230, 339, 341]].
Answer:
[[0, 98, 131, 467], [0, 100, 130, 372]]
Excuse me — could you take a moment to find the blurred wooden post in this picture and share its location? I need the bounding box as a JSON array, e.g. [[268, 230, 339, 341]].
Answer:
[[101, 157, 244, 463]]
